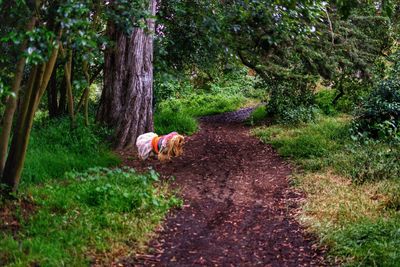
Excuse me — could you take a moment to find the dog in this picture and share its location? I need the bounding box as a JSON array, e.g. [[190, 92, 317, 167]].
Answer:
[[136, 132, 184, 161]]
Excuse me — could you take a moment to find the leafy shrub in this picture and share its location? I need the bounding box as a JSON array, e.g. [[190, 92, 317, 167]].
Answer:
[[267, 80, 316, 124], [315, 89, 337, 115], [352, 79, 400, 141], [154, 67, 264, 103], [209, 68, 265, 99], [277, 106, 317, 125], [154, 72, 193, 103], [335, 80, 372, 113], [160, 93, 246, 117]]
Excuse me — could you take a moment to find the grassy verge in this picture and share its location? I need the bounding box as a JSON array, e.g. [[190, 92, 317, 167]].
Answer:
[[252, 115, 400, 266], [0, 167, 181, 266]]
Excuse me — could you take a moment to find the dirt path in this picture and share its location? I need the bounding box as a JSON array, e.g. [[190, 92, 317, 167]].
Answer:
[[119, 112, 326, 266]]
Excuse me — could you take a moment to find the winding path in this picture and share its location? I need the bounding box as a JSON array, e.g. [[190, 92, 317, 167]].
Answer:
[[119, 109, 326, 266]]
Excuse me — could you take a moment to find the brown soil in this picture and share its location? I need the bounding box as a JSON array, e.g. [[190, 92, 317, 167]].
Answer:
[[119, 115, 327, 266], [0, 196, 36, 238]]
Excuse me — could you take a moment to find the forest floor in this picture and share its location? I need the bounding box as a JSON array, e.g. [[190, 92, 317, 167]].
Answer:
[[118, 108, 327, 266]]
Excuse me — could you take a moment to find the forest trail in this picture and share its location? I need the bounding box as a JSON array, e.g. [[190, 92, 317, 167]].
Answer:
[[119, 109, 326, 266]]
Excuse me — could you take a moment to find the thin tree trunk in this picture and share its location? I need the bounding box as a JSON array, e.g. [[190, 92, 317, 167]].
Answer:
[[63, 49, 75, 127], [332, 73, 345, 105], [97, 0, 156, 149], [1, 46, 59, 192], [58, 77, 67, 116], [325, 7, 334, 45], [47, 65, 58, 118], [82, 61, 90, 126], [0, 16, 37, 175]]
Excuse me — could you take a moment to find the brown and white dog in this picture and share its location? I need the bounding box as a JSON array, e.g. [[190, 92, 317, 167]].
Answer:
[[136, 132, 184, 161]]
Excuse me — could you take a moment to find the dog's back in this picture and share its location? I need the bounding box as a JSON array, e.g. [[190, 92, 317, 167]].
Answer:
[[136, 132, 158, 160]]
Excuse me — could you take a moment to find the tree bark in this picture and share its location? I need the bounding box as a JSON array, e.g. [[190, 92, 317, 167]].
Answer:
[[97, 0, 156, 149], [0, 16, 37, 175], [47, 65, 59, 118], [63, 49, 76, 128], [1, 45, 59, 192], [332, 73, 346, 105]]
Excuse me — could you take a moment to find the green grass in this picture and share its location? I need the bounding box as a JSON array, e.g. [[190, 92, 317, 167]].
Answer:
[[22, 116, 120, 186], [155, 93, 251, 135], [252, 114, 400, 266], [154, 109, 198, 135], [0, 167, 181, 266], [158, 93, 247, 117], [252, 115, 350, 170], [329, 216, 400, 266], [246, 105, 267, 125]]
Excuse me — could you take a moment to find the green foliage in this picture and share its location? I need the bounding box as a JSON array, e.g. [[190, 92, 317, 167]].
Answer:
[[253, 116, 349, 162], [22, 116, 119, 186], [154, 67, 262, 135], [154, 72, 193, 102], [267, 80, 316, 124], [352, 79, 400, 141], [254, 114, 400, 183], [104, 0, 150, 34], [329, 216, 400, 266], [247, 105, 267, 126], [154, 93, 246, 135], [0, 167, 181, 266], [154, 67, 262, 104], [315, 89, 337, 115], [333, 142, 400, 184], [154, 108, 198, 135], [155, 0, 226, 72], [181, 94, 246, 117]]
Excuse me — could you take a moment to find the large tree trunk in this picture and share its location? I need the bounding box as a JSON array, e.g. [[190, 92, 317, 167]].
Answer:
[[97, 0, 156, 149]]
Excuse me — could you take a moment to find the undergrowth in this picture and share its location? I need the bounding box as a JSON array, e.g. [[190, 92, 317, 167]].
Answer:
[[23, 116, 120, 186], [252, 115, 400, 266], [154, 68, 263, 135], [154, 93, 251, 135], [0, 167, 181, 266]]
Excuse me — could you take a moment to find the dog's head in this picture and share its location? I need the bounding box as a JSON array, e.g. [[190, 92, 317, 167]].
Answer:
[[158, 134, 185, 161]]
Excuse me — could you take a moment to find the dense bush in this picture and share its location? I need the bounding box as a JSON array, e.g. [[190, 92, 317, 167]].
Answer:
[[267, 80, 316, 124], [335, 80, 373, 113], [352, 79, 400, 141], [315, 89, 337, 115]]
